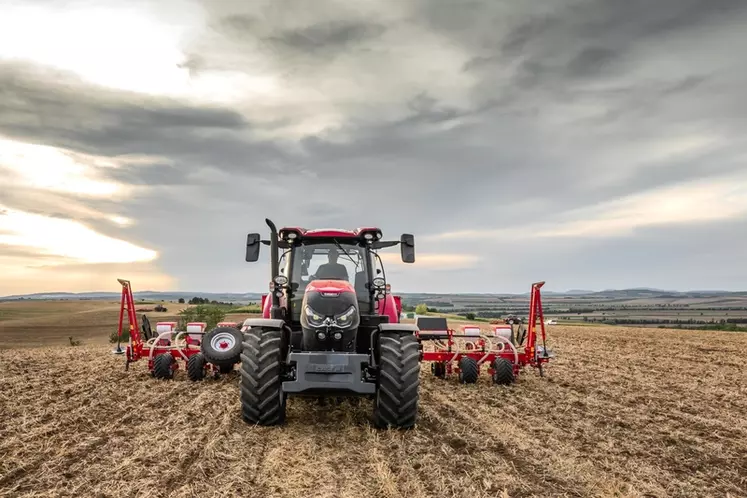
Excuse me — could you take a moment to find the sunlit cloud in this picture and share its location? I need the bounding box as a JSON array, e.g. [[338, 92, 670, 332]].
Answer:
[[0, 137, 122, 197], [0, 1, 280, 104], [0, 257, 175, 295], [0, 2, 194, 96], [378, 252, 481, 269], [426, 172, 747, 241], [0, 206, 157, 264]]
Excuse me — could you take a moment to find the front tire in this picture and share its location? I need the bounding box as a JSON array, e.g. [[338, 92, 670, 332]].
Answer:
[[373, 332, 420, 429], [239, 327, 286, 426]]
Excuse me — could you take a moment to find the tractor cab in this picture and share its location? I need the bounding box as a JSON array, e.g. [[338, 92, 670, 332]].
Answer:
[[248, 225, 414, 331]]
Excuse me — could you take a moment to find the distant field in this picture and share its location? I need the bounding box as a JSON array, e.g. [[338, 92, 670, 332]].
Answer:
[[403, 293, 747, 330], [0, 300, 263, 349]]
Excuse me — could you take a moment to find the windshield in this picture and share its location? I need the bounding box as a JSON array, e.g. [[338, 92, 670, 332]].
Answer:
[[286, 241, 373, 319], [296, 242, 362, 283]]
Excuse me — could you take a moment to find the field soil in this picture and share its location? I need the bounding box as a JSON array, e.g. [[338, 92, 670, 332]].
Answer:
[[1, 314, 746, 497]]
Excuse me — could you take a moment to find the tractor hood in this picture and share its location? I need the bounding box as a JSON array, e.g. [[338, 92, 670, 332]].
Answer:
[[300, 279, 360, 351], [302, 279, 358, 321], [305, 279, 355, 295]]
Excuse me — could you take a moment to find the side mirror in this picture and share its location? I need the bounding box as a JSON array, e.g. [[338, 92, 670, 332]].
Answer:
[[245, 233, 261, 262], [400, 233, 415, 263]]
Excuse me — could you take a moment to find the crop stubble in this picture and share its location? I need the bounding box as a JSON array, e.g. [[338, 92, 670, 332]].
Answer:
[[0, 325, 745, 498]]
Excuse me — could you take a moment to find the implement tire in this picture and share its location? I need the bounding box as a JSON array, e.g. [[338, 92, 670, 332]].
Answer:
[[152, 353, 174, 379], [458, 356, 478, 384], [239, 327, 286, 426], [373, 332, 420, 429], [491, 357, 515, 385], [187, 353, 207, 381]]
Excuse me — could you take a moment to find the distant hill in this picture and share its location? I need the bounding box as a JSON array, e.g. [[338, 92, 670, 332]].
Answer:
[[2, 288, 745, 302], [0, 291, 266, 303]]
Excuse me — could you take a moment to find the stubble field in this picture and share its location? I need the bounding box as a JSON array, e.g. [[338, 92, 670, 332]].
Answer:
[[0, 301, 746, 497]]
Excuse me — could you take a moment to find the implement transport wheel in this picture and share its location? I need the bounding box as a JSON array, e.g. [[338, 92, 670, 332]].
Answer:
[[373, 333, 420, 429], [431, 361, 446, 379], [152, 353, 174, 379], [187, 353, 207, 381], [219, 364, 233, 374], [239, 327, 286, 426], [491, 357, 515, 385], [458, 357, 479, 384], [201, 326, 243, 368]]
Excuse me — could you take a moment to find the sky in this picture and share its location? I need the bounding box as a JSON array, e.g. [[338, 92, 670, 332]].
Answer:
[[1, 0, 746, 296]]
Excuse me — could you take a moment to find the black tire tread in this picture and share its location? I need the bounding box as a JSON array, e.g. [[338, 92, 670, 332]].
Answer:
[[431, 361, 446, 379], [373, 333, 420, 429], [459, 356, 479, 384], [492, 357, 515, 385], [153, 353, 174, 379], [187, 353, 206, 381], [239, 328, 286, 426]]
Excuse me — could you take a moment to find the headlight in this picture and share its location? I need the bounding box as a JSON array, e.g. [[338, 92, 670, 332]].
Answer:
[[304, 305, 325, 328], [372, 277, 385, 288], [274, 275, 288, 286], [334, 305, 358, 326]]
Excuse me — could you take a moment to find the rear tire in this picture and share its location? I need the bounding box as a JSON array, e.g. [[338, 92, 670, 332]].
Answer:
[[458, 357, 478, 384], [373, 333, 420, 429], [187, 353, 206, 381], [239, 327, 286, 426], [152, 353, 174, 379], [491, 357, 515, 385]]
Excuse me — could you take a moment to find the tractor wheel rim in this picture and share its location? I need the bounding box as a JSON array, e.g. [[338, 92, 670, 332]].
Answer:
[[211, 332, 236, 351]]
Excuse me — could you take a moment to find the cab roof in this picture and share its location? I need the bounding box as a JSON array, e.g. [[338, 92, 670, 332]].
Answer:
[[279, 227, 382, 239]]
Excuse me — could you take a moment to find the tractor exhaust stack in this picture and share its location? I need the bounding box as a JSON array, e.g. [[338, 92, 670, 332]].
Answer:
[[265, 218, 282, 319]]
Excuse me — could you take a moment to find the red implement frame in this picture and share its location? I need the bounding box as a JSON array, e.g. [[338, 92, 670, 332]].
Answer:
[[115, 279, 208, 374], [416, 281, 553, 380]]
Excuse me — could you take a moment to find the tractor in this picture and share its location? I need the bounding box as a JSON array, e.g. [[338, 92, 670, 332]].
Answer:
[[239, 219, 419, 428]]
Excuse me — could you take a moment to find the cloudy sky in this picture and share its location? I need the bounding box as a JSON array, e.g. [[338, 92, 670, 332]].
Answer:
[[1, 0, 746, 296]]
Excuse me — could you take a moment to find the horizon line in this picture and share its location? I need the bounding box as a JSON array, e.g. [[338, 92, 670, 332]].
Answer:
[[2, 287, 747, 300]]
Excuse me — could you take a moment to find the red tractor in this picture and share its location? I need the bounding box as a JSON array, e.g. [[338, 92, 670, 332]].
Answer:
[[239, 219, 418, 428]]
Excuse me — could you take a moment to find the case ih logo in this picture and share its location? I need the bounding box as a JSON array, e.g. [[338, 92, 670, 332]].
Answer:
[[308, 364, 347, 373]]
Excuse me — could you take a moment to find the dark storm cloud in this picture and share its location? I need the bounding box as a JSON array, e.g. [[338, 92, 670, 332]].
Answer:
[[262, 20, 386, 55], [3, 0, 747, 293]]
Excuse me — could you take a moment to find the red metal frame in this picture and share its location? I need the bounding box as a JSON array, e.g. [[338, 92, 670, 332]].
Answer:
[[116, 279, 210, 373], [416, 281, 552, 379]]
